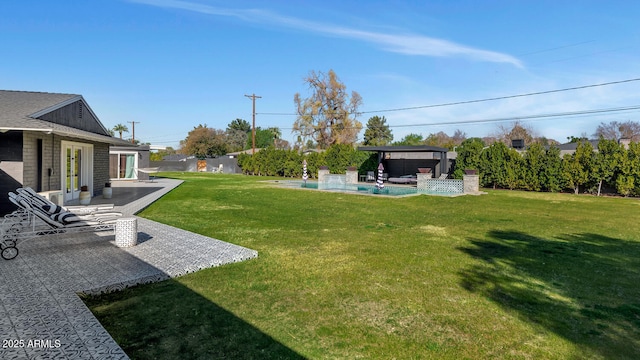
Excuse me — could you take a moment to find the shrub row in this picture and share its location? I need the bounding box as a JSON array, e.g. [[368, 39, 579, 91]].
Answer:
[[237, 144, 377, 178], [454, 139, 640, 196]]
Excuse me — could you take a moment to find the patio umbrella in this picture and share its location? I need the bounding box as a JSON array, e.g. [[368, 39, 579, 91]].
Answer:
[[302, 159, 308, 186], [376, 163, 385, 190]]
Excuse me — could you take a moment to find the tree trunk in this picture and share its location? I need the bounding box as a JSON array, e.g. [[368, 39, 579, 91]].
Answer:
[[597, 180, 602, 196], [574, 185, 579, 195]]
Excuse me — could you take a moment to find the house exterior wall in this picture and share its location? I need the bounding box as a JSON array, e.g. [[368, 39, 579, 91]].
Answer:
[[0, 131, 24, 214], [37, 100, 109, 135], [22, 131, 58, 192], [22, 132, 110, 197], [93, 143, 110, 196]]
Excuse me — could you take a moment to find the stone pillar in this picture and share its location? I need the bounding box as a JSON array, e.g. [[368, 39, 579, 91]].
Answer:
[[416, 172, 432, 191], [345, 170, 358, 184], [318, 168, 330, 183], [463, 175, 479, 194]]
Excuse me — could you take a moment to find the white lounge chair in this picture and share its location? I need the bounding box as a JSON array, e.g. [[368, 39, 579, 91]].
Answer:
[[1, 188, 122, 260]]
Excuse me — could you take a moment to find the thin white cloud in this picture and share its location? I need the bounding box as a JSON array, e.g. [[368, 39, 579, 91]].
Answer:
[[128, 0, 523, 67]]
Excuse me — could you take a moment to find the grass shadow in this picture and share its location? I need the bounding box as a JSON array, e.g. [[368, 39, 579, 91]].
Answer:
[[458, 230, 640, 359], [84, 278, 306, 360]]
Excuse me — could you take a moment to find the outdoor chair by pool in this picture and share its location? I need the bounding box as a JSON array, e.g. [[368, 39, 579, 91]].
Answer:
[[1, 188, 122, 260], [366, 171, 376, 182]]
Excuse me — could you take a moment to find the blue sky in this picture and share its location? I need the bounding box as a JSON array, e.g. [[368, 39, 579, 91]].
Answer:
[[2, 0, 640, 148]]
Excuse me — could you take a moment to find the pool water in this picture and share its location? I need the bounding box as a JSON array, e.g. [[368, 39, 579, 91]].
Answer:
[[281, 181, 419, 197]]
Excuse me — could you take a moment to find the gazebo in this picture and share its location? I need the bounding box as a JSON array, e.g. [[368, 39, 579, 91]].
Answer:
[[357, 145, 450, 178]]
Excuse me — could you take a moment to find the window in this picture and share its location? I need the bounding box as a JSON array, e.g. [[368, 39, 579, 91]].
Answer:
[[109, 151, 138, 179]]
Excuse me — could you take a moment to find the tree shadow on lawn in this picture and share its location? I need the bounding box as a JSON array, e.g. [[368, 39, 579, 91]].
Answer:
[[458, 230, 640, 359], [85, 278, 306, 360]]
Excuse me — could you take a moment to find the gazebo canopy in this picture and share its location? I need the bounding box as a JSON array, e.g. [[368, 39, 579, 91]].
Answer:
[[358, 145, 448, 153], [357, 145, 449, 177]]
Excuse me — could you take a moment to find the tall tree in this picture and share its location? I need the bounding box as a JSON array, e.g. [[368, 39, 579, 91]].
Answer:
[[293, 69, 363, 149], [592, 139, 622, 196], [226, 118, 251, 152], [614, 141, 640, 196], [393, 133, 423, 146], [424, 131, 453, 149], [268, 127, 282, 148], [541, 146, 563, 192], [522, 142, 545, 191], [452, 129, 467, 146], [246, 127, 276, 149], [561, 141, 594, 194], [424, 130, 466, 150], [453, 137, 485, 179], [113, 124, 129, 139], [594, 120, 640, 141], [227, 118, 251, 133], [493, 121, 536, 146], [480, 141, 509, 189], [363, 116, 393, 146], [180, 124, 228, 158]]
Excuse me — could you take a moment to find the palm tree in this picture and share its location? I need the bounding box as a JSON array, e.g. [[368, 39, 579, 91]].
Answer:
[[268, 127, 282, 148], [113, 124, 129, 139]]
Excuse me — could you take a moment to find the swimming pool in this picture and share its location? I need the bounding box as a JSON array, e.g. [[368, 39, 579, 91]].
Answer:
[[278, 180, 459, 197]]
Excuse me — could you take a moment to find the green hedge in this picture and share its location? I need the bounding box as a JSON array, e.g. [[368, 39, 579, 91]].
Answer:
[[454, 138, 640, 196], [238, 145, 377, 178]]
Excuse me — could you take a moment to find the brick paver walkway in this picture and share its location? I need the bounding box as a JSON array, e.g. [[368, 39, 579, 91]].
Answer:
[[0, 179, 258, 359]]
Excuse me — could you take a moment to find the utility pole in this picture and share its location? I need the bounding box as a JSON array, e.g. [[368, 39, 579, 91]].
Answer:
[[127, 121, 140, 144], [244, 94, 261, 154]]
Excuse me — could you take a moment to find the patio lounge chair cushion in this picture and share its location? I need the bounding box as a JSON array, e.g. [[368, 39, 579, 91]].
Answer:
[[42, 204, 64, 214], [31, 207, 65, 228], [51, 211, 83, 224], [9, 193, 30, 210]]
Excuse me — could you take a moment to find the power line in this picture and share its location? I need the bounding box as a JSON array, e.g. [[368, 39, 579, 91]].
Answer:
[[147, 104, 640, 145], [257, 77, 640, 116], [386, 105, 640, 128], [273, 104, 640, 131]]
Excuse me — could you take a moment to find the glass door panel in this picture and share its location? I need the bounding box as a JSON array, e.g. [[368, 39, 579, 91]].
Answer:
[[62, 143, 92, 202], [74, 148, 81, 192], [66, 148, 72, 194]]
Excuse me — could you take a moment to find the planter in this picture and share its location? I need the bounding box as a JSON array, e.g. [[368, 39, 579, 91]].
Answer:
[[464, 169, 477, 175], [418, 168, 431, 174], [79, 186, 91, 205], [103, 182, 112, 199]]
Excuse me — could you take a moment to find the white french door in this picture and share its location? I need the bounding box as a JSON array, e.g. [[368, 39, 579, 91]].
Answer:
[[62, 141, 93, 202]]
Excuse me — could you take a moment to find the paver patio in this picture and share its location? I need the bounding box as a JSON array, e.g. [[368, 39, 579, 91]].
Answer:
[[0, 179, 258, 359]]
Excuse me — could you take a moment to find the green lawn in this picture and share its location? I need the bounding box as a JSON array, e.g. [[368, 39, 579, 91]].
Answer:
[[84, 173, 640, 359]]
